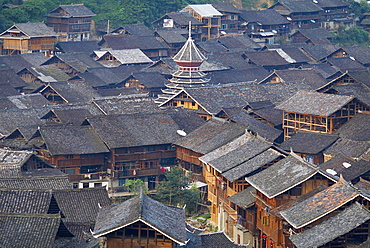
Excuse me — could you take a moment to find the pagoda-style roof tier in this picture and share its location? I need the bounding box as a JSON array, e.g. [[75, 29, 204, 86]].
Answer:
[[171, 70, 207, 79], [172, 33, 206, 63], [177, 61, 203, 68], [166, 80, 209, 89]]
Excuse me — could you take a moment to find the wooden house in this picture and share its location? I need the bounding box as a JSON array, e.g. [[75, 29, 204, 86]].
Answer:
[[239, 9, 291, 39], [110, 23, 154, 36], [93, 49, 153, 68], [282, 177, 370, 248], [154, 29, 187, 57], [28, 124, 110, 188], [98, 35, 170, 61], [199, 132, 285, 245], [119, 72, 168, 97], [269, 0, 323, 29], [245, 153, 335, 248], [316, 0, 352, 31], [323, 112, 370, 161], [39, 81, 100, 104], [260, 68, 328, 90], [41, 52, 102, 77], [0, 22, 57, 55], [45, 4, 96, 42], [319, 153, 370, 184], [275, 90, 370, 140], [84, 112, 199, 191], [279, 131, 339, 164], [174, 118, 247, 182], [211, 2, 241, 35], [360, 11, 370, 32], [152, 12, 204, 41], [290, 28, 334, 45], [181, 4, 223, 41], [92, 193, 187, 247]]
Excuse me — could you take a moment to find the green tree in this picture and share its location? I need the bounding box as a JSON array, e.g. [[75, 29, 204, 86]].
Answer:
[[154, 166, 200, 213], [333, 26, 369, 46], [124, 179, 147, 195]]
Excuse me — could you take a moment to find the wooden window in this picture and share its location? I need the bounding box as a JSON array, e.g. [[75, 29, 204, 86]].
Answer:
[[262, 216, 270, 226]]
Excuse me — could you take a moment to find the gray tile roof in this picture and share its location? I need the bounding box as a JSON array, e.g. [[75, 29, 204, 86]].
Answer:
[[101, 35, 170, 50], [228, 186, 256, 209], [132, 71, 169, 88], [0, 67, 28, 88], [87, 112, 182, 149], [41, 108, 94, 125], [44, 81, 101, 104], [0, 176, 72, 189], [197, 40, 228, 53], [324, 138, 370, 159], [31, 64, 71, 82], [112, 23, 154, 36], [341, 46, 370, 66], [0, 188, 52, 214], [7, 93, 50, 109], [0, 108, 45, 137], [346, 70, 370, 88], [0, 213, 61, 248], [276, 0, 323, 13], [222, 148, 284, 182], [92, 95, 161, 115], [13, 22, 57, 37], [208, 67, 270, 84], [328, 57, 367, 71], [93, 194, 186, 244], [53, 187, 111, 223], [199, 133, 272, 173], [245, 153, 319, 198], [98, 49, 153, 65], [56, 40, 100, 55], [280, 131, 339, 154], [0, 83, 20, 98], [46, 52, 102, 73], [300, 44, 341, 61], [47, 4, 96, 18], [199, 231, 247, 248], [230, 111, 282, 142], [174, 118, 247, 154], [155, 29, 187, 44], [316, 0, 349, 8], [39, 124, 109, 155], [211, 2, 241, 13], [332, 83, 370, 107], [275, 90, 354, 116], [239, 9, 290, 25], [289, 202, 370, 248], [270, 68, 328, 90], [319, 153, 370, 182], [280, 177, 359, 229], [334, 112, 370, 141], [270, 184, 328, 219], [165, 107, 207, 134]]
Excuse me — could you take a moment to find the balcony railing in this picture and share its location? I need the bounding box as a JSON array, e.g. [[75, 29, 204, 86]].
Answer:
[[115, 167, 164, 178]]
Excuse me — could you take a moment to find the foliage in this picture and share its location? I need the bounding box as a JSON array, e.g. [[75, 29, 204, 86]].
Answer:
[[343, 0, 370, 17], [124, 179, 147, 195], [333, 26, 369, 46], [154, 166, 200, 214], [0, 0, 222, 33]]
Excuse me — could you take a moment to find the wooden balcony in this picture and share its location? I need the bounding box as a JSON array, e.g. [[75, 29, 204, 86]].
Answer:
[[115, 150, 175, 162], [67, 172, 108, 182], [57, 158, 105, 167], [115, 167, 164, 178]]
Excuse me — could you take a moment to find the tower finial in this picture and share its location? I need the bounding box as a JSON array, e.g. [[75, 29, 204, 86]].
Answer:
[[188, 21, 192, 40]]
